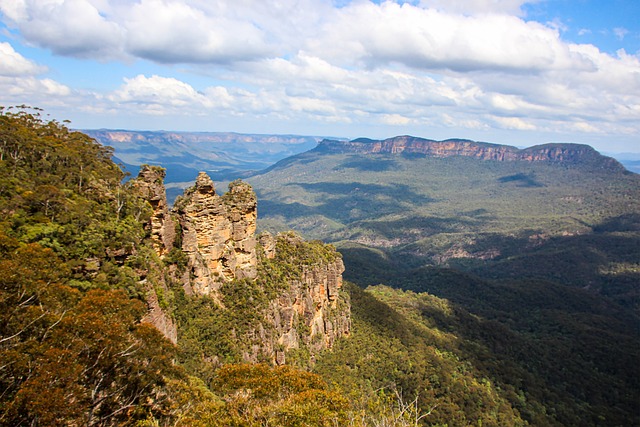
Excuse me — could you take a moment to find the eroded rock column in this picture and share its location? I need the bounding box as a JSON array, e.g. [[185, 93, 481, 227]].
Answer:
[[176, 172, 257, 296]]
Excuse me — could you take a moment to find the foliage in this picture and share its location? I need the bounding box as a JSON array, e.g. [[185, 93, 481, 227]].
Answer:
[[4, 106, 638, 426], [209, 363, 350, 426], [249, 144, 640, 425], [315, 283, 527, 427], [0, 106, 151, 294], [0, 107, 204, 426], [249, 150, 640, 303], [173, 231, 344, 380], [0, 235, 183, 426]]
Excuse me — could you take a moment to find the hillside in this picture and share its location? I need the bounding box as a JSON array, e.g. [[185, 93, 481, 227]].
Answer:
[[318, 136, 625, 171], [2, 110, 639, 426], [248, 136, 640, 424], [248, 137, 639, 305], [0, 108, 355, 425], [0, 108, 535, 426]]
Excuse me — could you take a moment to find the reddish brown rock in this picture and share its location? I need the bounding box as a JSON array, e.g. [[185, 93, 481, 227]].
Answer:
[[319, 136, 625, 171]]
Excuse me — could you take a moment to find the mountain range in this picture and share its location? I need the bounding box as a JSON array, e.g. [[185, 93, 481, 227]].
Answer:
[[246, 135, 640, 425], [83, 129, 325, 180], [2, 111, 639, 426]]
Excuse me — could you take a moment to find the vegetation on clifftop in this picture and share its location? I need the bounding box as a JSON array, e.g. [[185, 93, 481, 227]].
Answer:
[[2, 107, 638, 426]]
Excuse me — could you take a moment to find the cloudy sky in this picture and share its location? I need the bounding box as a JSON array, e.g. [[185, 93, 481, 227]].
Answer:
[[1, 0, 639, 153]]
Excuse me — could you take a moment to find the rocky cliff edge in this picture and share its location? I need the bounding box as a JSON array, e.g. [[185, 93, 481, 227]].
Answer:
[[318, 136, 626, 171]]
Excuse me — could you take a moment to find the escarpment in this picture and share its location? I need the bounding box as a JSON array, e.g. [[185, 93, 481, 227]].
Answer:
[[136, 168, 350, 364], [132, 165, 176, 256], [319, 136, 625, 171]]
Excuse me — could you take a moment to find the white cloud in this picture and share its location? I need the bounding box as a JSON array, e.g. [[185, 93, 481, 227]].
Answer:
[[40, 78, 71, 96], [0, 0, 612, 76], [109, 74, 215, 112], [1, 0, 639, 148], [566, 121, 600, 133], [381, 113, 412, 125], [0, 0, 125, 59], [0, 76, 71, 103], [0, 42, 45, 76], [0, 0, 324, 63], [307, 2, 595, 73], [0, 42, 71, 107], [417, 0, 537, 15], [123, 0, 272, 64], [492, 116, 536, 130]]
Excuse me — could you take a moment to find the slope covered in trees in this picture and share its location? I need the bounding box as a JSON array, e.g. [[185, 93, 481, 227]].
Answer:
[[0, 107, 451, 425], [248, 140, 640, 425], [0, 107, 188, 425], [2, 107, 639, 426], [0, 108, 331, 425]]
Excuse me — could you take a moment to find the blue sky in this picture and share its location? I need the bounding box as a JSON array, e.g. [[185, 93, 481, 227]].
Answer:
[[1, 0, 639, 153]]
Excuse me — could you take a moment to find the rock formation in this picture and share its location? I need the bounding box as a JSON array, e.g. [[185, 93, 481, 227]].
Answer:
[[318, 136, 626, 171], [174, 173, 258, 296], [252, 233, 350, 365], [135, 168, 351, 363], [131, 165, 178, 343], [131, 165, 176, 256]]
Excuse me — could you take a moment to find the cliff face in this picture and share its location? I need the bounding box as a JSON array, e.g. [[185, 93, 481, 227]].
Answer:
[[132, 165, 176, 256], [131, 165, 178, 343], [251, 233, 350, 365], [319, 136, 625, 171], [328, 136, 519, 161], [174, 173, 258, 296]]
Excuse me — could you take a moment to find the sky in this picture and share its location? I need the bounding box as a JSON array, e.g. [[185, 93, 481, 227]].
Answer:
[[1, 0, 639, 154]]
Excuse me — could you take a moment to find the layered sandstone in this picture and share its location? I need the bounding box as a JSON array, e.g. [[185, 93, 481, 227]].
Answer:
[[174, 173, 258, 296], [261, 234, 351, 364], [135, 168, 350, 362], [318, 136, 625, 171], [245, 233, 350, 365], [131, 165, 176, 256], [132, 165, 178, 343]]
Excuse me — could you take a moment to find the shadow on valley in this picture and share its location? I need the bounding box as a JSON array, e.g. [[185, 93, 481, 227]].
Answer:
[[458, 214, 640, 311], [497, 172, 544, 187], [343, 213, 640, 312], [335, 157, 397, 172], [338, 214, 640, 426], [257, 181, 435, 223], [343, 214, 485, 240], [258, 150, 324, 174]]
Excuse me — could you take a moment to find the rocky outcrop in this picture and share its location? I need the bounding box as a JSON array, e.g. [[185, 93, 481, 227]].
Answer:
[[318, 136, 626, 171], [174, 173, 258, 296], [131, 165, 176, 256], [517, 143, 624, 170], [132, 166, 178, 343], [245, 233, 351, 365], [135, 168, 350, 363], [323, 136, 518, 161]]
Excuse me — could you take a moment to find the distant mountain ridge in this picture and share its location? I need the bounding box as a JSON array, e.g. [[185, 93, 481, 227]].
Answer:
[[83, 129, 328, 183], [318, 135, 626, 171]]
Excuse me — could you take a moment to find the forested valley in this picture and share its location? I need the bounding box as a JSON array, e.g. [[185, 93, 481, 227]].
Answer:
[[1, 107, 638, 426]]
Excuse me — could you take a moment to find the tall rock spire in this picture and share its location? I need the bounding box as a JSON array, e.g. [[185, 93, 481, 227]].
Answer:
[[131, 165, 176, 256]]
